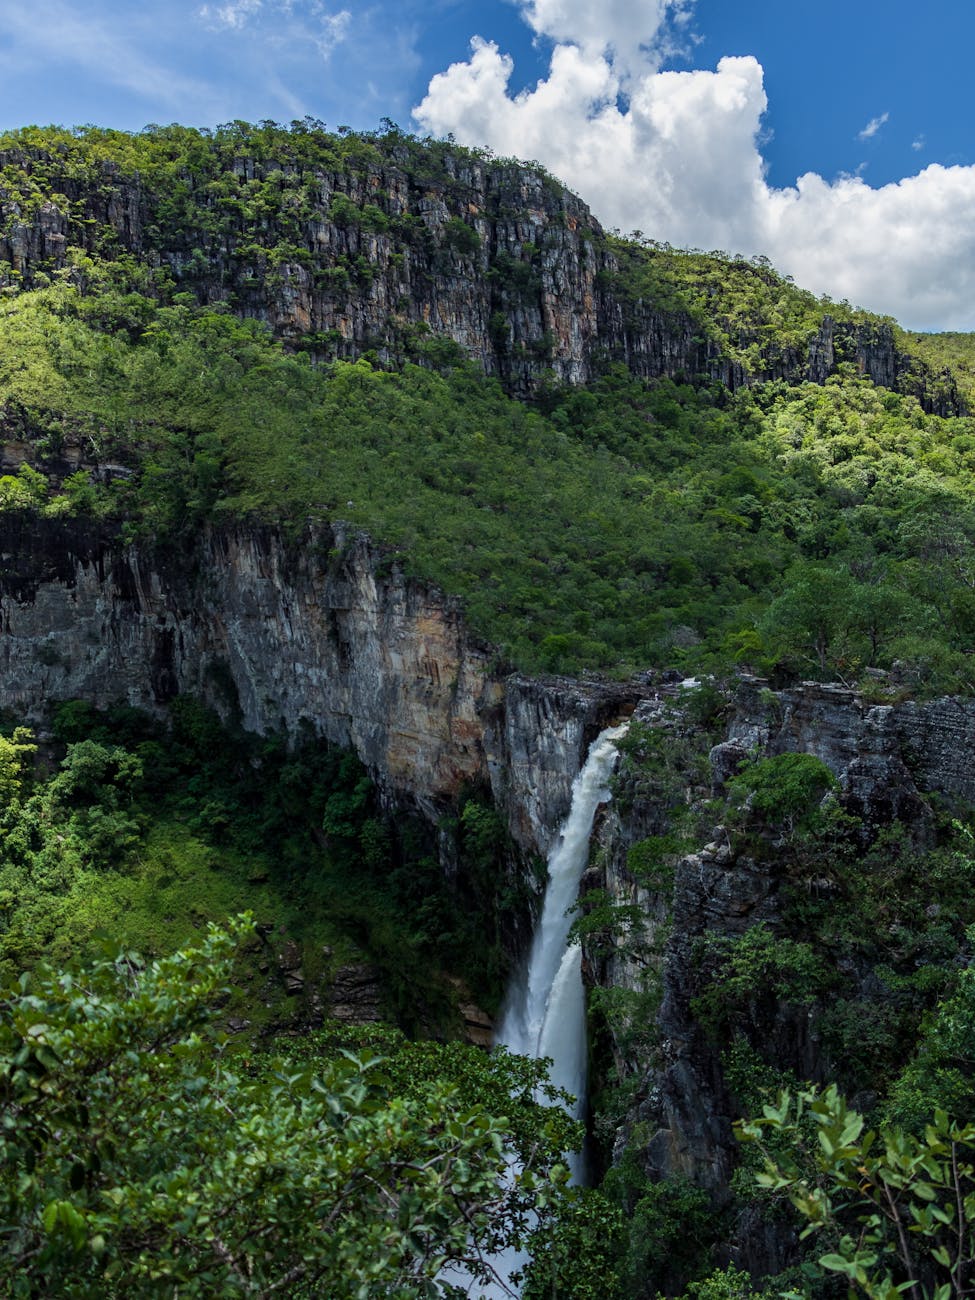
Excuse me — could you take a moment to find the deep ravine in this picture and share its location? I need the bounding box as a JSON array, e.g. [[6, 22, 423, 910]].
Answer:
[[458, 724, 627, 1299], [497, 723, 628, 1172]]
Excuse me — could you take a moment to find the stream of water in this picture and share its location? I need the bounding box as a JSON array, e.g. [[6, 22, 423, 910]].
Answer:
[[451, 723, 626, 1297], [496, 723, 628, 1165]]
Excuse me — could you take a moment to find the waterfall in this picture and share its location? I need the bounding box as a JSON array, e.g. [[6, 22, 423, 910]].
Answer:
[[497, 722, 628, 1158], [452, 723, 626, 1298]]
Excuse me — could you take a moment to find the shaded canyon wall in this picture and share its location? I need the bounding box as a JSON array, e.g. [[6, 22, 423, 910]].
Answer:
[[584, 676, 975, 1274], [0, 515, 638, 855]]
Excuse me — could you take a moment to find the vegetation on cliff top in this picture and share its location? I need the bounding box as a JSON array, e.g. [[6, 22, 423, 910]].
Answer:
[[1, 274, 974, 686], [0, 120, 973, 686]]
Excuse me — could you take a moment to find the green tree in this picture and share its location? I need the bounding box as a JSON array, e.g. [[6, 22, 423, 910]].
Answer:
[[520, 1187, 625, 1300], [760, 561, 861, 676], [0, 727, 37, 811], [727, 752, 838, 838], [0, 917, 575, 1298], [738, 1085, 975, 1300], [886, 931, 975, 1131]]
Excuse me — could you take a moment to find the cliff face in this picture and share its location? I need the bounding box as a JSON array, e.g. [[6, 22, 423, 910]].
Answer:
[[6, 506, 975, 1272], [0, 149, 697, 397], [0, 140, 958, 409], [0, 514, 636, 853], [6, 507, 971, 920], [585, 676, 975, 1266]]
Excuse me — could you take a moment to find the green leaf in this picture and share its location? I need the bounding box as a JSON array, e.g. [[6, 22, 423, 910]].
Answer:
[[818, 1252, 856, 1276]]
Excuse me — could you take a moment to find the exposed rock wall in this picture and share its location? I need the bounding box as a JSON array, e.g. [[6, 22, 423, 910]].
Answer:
[[725, 677, 945, 835], [587, 675, 975, 1208], [0, 150, 702, 397], [0, 515, 636, 853], [0, 144, 959, 409]]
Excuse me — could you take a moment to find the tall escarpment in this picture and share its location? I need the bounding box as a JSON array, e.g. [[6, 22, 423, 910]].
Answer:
[[582, 678, 975, 1275], [0, 136, 689, 394], [0, 128, 960, 408], [0, 512, 636, 854]]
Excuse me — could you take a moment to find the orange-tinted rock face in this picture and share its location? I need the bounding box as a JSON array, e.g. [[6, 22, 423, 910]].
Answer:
[[0, 516, 638, 853], [6, 139, 945, 407]]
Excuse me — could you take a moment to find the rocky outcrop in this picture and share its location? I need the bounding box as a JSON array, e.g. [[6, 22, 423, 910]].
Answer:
[[728, 677, 940, 838], [0, 514, 637, 856], [805, 316, 963, 415], [326, 962, 385, 1023], [807, 316, 899, 388], [892, 695, 975, 808], [0, 517, 493, 822], [0, 147, 700, 398], [448, 980, 495, 1048], [587, 675, 975, 1207], [489, 674, 642, 856], [0, 141, 960, 410]]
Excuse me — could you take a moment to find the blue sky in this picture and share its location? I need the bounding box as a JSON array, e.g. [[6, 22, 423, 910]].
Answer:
[[698, 1, 975, 188], [1, 0, 973, 329]]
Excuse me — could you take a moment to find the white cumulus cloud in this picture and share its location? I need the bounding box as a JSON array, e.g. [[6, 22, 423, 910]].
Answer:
[[414, 24, 975, 330], [418, 43, 767, 253], [516, 0, 691, 77]]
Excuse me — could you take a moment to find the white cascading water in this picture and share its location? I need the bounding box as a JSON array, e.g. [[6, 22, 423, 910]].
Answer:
[[497, 723, 628, 1154], [455, 723, 626, 1298]]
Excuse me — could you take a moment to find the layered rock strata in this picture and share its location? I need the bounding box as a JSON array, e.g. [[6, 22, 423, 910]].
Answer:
[[0, 515, 637, 855], [0, 144, 959, 409]]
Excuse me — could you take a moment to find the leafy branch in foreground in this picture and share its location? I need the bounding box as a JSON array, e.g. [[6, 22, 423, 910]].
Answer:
[[0, 915, 576, 1298], [737, 1084, 975, 1300]]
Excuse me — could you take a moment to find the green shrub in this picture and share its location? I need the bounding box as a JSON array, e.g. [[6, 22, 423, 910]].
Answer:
[[602, 1156, 717, 1297], [692, 923, 833, 1040], [443, 215, 480, 254], [728, 752, 837, 834]]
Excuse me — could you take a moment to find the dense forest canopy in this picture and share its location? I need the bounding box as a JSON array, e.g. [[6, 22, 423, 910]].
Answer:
[[3, 119, 975, 1299], [0, 118, 973, 686]]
